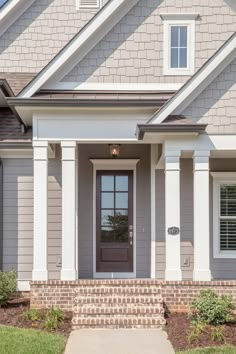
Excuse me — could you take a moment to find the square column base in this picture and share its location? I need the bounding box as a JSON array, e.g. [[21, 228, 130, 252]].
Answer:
[[193, 269, 211, 281], [61, 269, 78, 281], [165, 269, 182, 281], [32, 270, 48, 281]]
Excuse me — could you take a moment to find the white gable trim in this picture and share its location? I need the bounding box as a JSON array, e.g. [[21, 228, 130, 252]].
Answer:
[[19, 0, 140, 98], [0, 0, 36, 38], [149, 33, 236, 124]]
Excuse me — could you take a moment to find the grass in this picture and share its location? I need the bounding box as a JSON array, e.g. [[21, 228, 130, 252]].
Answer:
[[0, 325, 66, 354], [176, 346, 236, 354]]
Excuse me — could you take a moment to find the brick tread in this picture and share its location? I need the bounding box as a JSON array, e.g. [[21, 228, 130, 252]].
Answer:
[[74, 295, 163, 305], [72, 316, 166, 328], [74, 306, 164, 315], [75, 286, 162, 295]]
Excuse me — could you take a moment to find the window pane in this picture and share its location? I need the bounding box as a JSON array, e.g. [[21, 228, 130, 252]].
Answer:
[[101, 210, 114, 226], [180, 26, 187, 47], [220, 185, 236, 216], [116, 176, 128, 191], [114, 228, 128, 243], [101, 227, 114, 242], [0, 0, 8, 8], [179, 48, 187, 68], [101, 176, 114, 191], [115, 193, 128, 209], [101, 192, 114, 208], [220, 220, 236, 250], [171, 48, 178, 68], [171, 26, 179, 47], [114, 210, 128, 228]]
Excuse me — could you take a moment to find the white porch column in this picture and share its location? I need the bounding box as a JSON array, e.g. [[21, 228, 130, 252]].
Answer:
[[165, 150, 182, 280], [193, 151, 211, 281], [61, 141, 78, 280], [32, 141, 48, 281], [150, 144, 158, 279]]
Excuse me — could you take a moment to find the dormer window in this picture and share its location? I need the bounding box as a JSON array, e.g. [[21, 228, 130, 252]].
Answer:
[[77, 0, 100, 9], [161, 13, 198, 76]]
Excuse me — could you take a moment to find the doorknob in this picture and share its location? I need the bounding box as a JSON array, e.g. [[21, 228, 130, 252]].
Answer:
[[129, 225, 133, 245]]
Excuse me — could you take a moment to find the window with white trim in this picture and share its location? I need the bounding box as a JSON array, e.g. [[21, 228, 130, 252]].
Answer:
[[161, 14, 197, 76], [212, 174, 236, 258], [0, 0, 8, 8], [77, 0, 100, 9]]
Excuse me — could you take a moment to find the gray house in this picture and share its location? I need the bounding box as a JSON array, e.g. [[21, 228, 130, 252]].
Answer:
[[0, 0, 236, 327]]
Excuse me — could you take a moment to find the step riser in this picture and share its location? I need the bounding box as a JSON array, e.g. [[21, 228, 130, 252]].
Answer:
[[75, 288, 161, 295], [74, 297, 163, 305], [74, 308, 164, 315]]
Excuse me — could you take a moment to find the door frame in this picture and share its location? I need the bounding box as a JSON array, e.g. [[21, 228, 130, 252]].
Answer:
[[90, 159, 139, 279]]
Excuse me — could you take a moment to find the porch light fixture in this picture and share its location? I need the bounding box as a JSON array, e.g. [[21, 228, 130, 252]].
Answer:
[[109, 144, 120, 158]]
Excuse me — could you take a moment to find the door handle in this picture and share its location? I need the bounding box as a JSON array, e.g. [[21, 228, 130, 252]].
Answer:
[[129, 225, 133, 245]]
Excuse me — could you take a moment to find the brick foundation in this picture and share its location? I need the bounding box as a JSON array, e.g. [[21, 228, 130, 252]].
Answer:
[[30, 280, 236, 312]]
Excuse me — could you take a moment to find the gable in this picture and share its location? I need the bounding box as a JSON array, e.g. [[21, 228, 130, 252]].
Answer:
[[53, 0, 236, 88], [0, 0, 105, 74], [181, 57, 236, 134]]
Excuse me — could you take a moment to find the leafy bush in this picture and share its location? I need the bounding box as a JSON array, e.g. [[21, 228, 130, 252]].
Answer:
[[22, 309, 41, 322], [43, 307, 64, 330], [0, 271, 17, 307], [189, 289, 235, 326]]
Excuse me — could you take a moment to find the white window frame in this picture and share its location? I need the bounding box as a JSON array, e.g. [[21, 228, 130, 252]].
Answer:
[[161, 14, 197, 76], [77, 0, 100, 10], [212, 172, 236, 259]]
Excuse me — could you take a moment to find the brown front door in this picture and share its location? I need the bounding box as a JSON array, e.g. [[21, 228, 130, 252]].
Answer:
[[96, 171, 133, 273]]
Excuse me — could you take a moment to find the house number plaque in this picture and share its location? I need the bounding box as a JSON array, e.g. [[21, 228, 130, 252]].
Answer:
[[168, 227, 180, 235]]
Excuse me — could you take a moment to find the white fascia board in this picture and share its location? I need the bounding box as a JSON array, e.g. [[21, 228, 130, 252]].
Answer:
[[0, 0, 36, 38], [19, 0, 140, 98], [149, 33, 236, 124], [43, 82, 183, 91]]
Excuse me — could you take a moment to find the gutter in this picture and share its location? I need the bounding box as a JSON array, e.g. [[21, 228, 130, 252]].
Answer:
[[7, 98, 165, 107], [136, 123, 207, 140]]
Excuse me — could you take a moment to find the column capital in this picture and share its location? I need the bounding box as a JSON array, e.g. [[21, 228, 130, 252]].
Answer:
[[33, 141, 48, 161], [193, 150, 210, 172], [165, 150, 181, 172], [164, 150, 181, 158], [61, 141, 78, 161], [193, 150, 210, 158]]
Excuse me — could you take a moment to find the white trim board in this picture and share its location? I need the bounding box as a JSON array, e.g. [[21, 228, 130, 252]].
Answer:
[[149, 32, 236, 124], [0, 0, 36, 38], [17, 280, 30, 292], [90, 159, 139, 279], [42, 82, 183, 91], [19, 0, 140, 98]]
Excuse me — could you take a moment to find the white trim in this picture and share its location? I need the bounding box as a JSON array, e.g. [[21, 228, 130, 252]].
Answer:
[[150, 145, 158, 278], [160, 13, 199, 21], [43, 82, 183, 91], [17, 280, 30, 292], [0, 149, 32, 159], [32, 141, 48, 281], [163, 18, 195, 76], [77, 0, 100, 10], [90, 159, 139, 279], [0, 0, 35, 38], [150, 33, 236, 124], [19, 0, 140, 98], [212, 173, 236, 259]]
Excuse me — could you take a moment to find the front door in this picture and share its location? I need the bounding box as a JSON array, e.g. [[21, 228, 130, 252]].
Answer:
[[96, 171, 133, 273]]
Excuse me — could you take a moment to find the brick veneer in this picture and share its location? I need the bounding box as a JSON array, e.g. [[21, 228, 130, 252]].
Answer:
[[30, 280, 236, 312]]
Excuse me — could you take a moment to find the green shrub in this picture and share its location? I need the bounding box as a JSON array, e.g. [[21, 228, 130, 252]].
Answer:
[[0, 271, 17, 307], [187, 322, 205, 344], [189, 289, 235, 326], [22, 309, 41, 322], [43, 307, 64, 330]]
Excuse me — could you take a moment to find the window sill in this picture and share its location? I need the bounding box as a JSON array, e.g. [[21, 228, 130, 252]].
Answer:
[[213, 251, 236, 259], [163, 68, 194, 76]]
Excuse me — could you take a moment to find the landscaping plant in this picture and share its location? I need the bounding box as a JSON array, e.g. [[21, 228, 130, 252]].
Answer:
[[0, 271, 17, 307], [22, 308, 41, 322], [43, 307, 65, 330], [189, 289, 235, 326]]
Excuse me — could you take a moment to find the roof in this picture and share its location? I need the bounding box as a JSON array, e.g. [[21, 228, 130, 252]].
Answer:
[[0, 108, 31, 142], [0, 73, 36, 95], [18, 0, 141, 98], [148, 32, 236, 124]]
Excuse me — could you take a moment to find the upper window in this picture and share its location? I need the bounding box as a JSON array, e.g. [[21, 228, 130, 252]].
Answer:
[[161, 14, 198, 76], [77, 0, 100, 9], [212, 173, 236, 258]]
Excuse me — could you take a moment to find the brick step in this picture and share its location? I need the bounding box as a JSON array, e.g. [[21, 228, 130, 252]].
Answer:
[[74, 295, 163, 305], [72, 316, 166, 329], [75, 286, 161, 295], [73, 305, 165, 315]]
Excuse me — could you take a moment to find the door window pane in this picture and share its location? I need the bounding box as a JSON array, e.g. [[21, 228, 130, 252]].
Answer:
[[101, 176, 114, 191], [101, 192, 114, 208], [115, 193, 128, 209], [101, 227, 114, 242], [101, 210, 114, 226], [116, 176, 128, 191]]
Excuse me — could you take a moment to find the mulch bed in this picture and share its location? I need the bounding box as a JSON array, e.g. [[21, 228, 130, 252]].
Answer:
[[0, 298, 72, 336], [166, 312, 236, 351]]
